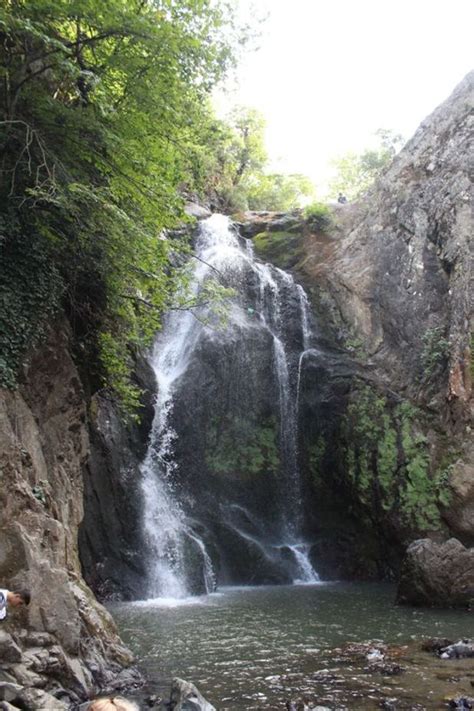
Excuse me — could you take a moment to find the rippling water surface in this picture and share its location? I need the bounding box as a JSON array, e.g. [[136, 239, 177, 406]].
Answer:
[[110, 583, 472, 709]]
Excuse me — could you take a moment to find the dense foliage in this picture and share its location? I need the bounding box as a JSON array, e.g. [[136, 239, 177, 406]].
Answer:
[[0, 0, 241, 408], [196, 106, 315, 212]]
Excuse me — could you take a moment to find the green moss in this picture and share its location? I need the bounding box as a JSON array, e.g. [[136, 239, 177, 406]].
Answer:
[[342, 384, 443, 532], [434, 447, 461, 509], [420, 326, 450, 381], [377, 414, 398, 506], [344, 334, 369, 362], [206, 415, 279, 478], [252, 230, 302, 269]]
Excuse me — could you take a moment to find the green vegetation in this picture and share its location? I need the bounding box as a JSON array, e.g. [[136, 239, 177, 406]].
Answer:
[[344, 335, 367, 360], [252, 230, 302, 269], [329, 129, 405, 200], [0, 228, 62, 388], [0, 0, 242, 410], [199, 106, 315, 212], [206, 415, 279, 478], [420, 326, 450, 381], [341, 384, 447, 532], [303, 201, 332, 230], [244, 173, 315, 212]]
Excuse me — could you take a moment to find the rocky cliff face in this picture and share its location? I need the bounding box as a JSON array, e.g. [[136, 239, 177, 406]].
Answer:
[[79, 352, 156, 602], [239, 72, 473, 582], [0, 325, 140, 708]]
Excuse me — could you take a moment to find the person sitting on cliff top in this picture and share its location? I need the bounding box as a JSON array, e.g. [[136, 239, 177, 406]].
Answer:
[[0, 588, 31, 620], [337, 192, 348, 204]]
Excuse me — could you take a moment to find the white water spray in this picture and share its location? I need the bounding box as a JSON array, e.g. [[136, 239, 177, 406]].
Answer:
[[141, 215, 318, 597]]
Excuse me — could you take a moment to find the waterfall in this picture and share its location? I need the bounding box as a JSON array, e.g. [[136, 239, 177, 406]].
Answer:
[[140, 214, 318, 598]]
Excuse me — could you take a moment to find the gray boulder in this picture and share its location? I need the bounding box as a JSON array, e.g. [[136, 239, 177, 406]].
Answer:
[[0, 632, 22, 664], [164, 677, 216, 711], [440, 639, 474, 659], [184, 203, 212, 220], [396, 538, 474, 607]]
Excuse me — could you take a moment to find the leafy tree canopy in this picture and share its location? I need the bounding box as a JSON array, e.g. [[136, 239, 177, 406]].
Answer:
[[195, 105, 315, 212], [0, 0, 244, 410]]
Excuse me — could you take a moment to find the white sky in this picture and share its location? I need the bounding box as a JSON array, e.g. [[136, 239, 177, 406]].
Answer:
[[216, 0, 473, 193]]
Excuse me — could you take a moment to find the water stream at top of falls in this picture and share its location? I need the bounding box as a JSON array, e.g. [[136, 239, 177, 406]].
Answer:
[[140, 214, 319, 599]]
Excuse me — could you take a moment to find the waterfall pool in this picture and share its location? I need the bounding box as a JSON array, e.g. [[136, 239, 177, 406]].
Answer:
[[110, 583, 473, 709]]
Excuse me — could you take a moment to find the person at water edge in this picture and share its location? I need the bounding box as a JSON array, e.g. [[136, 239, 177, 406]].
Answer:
[[88, 697, 139, 711], [337, 192, 348, 204], [0, 588, 31, 620]]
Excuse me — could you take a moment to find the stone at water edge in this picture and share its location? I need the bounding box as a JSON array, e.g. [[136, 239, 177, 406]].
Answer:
[[164, 677, 216, 711], [440, 640, 474, 659], [448, 698, 474, 710], [396, 538, 474, 608]]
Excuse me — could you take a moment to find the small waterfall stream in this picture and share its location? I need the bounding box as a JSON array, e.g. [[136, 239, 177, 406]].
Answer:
[[141, 214, 319, 598]]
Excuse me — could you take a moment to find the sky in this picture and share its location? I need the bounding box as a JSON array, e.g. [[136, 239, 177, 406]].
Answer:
[[216, 0, 474, 193]]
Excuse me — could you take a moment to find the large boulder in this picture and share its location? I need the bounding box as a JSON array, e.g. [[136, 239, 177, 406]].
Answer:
[[396, 538, 474, 608], [165, 678, 215, 711]]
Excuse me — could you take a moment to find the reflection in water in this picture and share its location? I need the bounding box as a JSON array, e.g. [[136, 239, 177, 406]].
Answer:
[[111, 583, 472, 710]]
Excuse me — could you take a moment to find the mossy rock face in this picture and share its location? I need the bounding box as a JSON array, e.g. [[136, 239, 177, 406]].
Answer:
[[307, 383, 452, 536], [252, 230, 303, 270], [206, 415, 279, 480]]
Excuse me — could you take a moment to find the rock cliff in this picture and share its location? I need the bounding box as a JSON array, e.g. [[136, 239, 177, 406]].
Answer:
[[0, 325, 141, 707], [239, 71, 473, 585]]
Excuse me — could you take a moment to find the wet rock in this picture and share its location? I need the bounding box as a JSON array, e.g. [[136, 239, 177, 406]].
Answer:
[[381, 700, 398, 710], [164, 677, 216, 711], [100, 666, 144, 695], [421, 637, 454, 653], [364, 662, 405, 676], [17, 631, 55, 648], [396, 538, 474, 608], [366, 647, 385, 661], [448, 697, 474, 710], [15, 687, 68, 710], [0, 684, 23, 704], [0, 632, 22, 663], [2, 683, 68, 711], [285, 702, 313, 711], [80, 380, 154, 601], [440, 640, 474, 659]]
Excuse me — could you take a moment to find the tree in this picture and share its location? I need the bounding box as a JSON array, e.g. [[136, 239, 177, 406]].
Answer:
[[328, 129, 405, 200], [0, 0, 242, 409], [244, 173, 315, 211], [193, 106, 315, 212]]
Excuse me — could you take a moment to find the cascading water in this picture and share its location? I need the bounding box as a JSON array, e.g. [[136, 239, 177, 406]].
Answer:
[[141, 214, 318, 598]]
